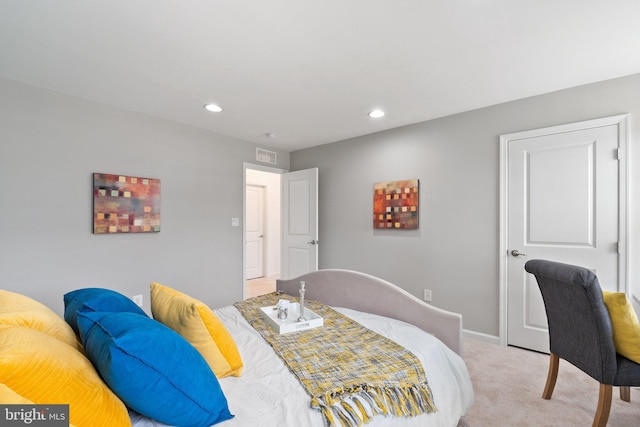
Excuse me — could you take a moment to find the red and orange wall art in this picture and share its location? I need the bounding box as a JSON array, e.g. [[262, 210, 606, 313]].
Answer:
[[93, 173, 161, 234], [373, 179, 419, 229]]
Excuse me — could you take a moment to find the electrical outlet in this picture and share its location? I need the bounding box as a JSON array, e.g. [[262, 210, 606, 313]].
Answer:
[[423, 289, 432, 302], [132, 294, 143, 308]]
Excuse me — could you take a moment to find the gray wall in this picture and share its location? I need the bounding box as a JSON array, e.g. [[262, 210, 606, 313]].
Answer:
[[3, 73, 639, 339], [291, 73, 640, 338], [0, 78, 289, 315]]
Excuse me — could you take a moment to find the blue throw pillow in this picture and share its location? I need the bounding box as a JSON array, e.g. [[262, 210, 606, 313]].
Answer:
[[63, 288, 147, 334], [76, 310, 234, 427]]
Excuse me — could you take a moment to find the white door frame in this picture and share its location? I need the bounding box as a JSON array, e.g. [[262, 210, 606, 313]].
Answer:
[[243, 162, 286, 298], [498, 114, 629, 347]]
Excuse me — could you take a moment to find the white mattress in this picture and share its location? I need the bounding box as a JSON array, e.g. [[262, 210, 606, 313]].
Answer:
[[131, 305, 474, 427]]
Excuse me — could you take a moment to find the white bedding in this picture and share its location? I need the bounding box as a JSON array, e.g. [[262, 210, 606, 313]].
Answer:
[[131, 305, 474, 427]]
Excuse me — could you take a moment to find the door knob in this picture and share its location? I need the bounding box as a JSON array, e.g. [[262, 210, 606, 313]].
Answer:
[[511, 249, 527, 257], [307, 240, 318, 245]]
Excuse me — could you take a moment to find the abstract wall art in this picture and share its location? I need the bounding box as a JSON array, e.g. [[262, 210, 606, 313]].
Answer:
[[373, 179, 419, 229], [93, 173, 161, 234]]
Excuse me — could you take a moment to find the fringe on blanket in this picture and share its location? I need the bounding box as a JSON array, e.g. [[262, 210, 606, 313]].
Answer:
[[312, 382, 437, 427]]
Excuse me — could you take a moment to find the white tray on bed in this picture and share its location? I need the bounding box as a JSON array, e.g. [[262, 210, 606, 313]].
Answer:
[[259, 303, 323, 334]]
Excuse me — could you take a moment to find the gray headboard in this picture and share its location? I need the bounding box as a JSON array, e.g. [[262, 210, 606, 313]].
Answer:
[[277, 269, 463, 356]]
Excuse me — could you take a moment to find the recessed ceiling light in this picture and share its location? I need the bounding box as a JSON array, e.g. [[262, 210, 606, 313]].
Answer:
[[204, 103, 222, 113], [368, 109, 385, 118]]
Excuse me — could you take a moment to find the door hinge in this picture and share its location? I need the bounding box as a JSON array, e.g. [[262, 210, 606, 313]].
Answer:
[[616, 147, 621, 160]]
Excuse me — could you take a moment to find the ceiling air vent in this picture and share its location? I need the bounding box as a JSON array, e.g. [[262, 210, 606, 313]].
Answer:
[[256, 148, 277, 164]]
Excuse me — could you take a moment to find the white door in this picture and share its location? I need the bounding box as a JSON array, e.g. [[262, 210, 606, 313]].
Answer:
[[245, 185, 265, 280], [503, 115, 627, 353], [281, 168, 318, 280]]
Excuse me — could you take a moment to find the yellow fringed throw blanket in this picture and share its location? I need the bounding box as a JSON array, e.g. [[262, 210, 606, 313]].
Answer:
[[233, 292, 437, 427]]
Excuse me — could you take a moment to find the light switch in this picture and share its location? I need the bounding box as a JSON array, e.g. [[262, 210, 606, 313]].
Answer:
[[231, 218, 240, 227]]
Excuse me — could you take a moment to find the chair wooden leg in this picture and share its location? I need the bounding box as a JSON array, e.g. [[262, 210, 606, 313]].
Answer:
[[593, 383, 612, 427], [620, 386, 631, 402], [542, 353, 559, 399]]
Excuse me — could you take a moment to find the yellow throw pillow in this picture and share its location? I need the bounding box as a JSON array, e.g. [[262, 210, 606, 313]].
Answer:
[[0, 383, 34, 404], [150, 282, 243, 377], [602, 291, 640, 364], [0, 289, 82, 351], [0, 326, 131, 427]]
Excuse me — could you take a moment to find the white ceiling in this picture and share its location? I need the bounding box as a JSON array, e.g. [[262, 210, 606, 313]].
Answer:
[[2, 1, 640, 152]]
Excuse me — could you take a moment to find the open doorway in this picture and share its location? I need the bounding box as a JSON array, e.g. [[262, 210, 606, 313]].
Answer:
[[244, 164, 283, 298]]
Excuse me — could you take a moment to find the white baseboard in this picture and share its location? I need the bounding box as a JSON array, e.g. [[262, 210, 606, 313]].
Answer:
[[463, 329, 500, 345]]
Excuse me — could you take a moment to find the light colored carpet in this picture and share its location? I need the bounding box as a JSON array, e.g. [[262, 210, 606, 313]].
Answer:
[[463, 337, 640, 426]]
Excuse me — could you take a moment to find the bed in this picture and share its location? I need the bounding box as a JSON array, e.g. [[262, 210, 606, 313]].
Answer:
[[0, 269, 473, 427]]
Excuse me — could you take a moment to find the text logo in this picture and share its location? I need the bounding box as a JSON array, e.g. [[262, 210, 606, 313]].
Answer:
[[1, 405, 69, 426]]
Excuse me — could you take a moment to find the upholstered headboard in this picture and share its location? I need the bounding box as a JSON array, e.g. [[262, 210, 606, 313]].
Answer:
[[277, 269, 463, 355]]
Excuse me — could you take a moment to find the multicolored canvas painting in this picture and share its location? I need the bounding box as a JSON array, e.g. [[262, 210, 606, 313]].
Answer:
[[373, 179, 419, 229], [93, 173, 161, 234]]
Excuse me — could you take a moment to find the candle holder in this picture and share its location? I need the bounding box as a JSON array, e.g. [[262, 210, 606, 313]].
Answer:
[[297, 281, 307, 322]]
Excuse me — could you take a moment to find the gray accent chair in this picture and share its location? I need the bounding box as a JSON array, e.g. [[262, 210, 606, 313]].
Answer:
[[524, 259, 640, 427]]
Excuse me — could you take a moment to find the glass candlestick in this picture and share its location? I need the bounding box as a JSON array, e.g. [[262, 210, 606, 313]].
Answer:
[[297, 281, 307, 322]]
